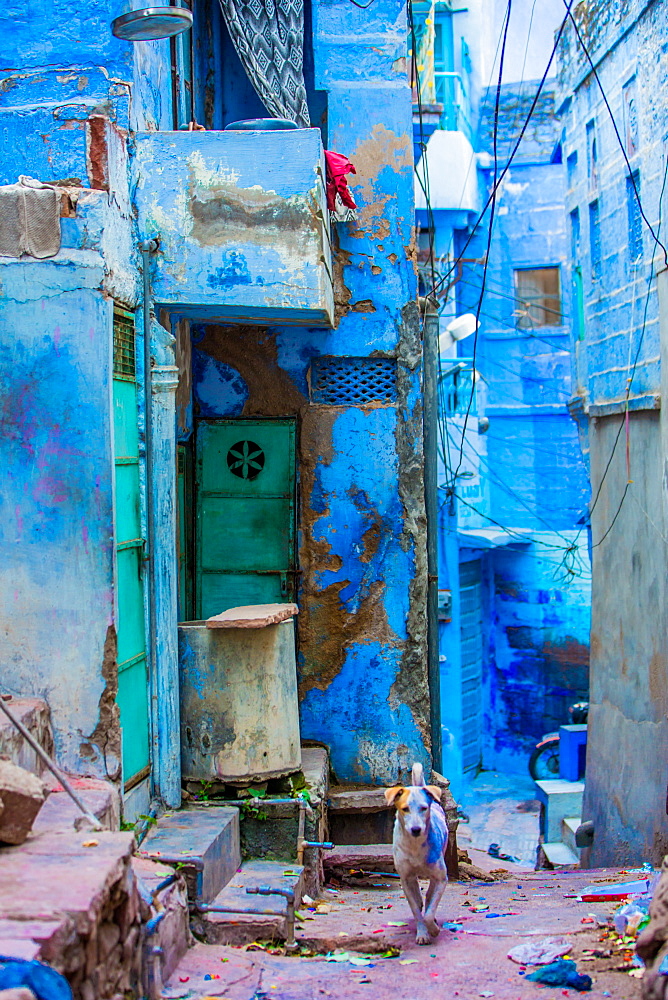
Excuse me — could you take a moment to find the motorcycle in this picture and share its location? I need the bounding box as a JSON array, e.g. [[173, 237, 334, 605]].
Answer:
[[528, 701, 589, 781]]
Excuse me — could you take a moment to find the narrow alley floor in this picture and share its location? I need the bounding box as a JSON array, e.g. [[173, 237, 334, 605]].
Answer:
[[456, 770, 542, 868], [164, 868, 645, 1000]]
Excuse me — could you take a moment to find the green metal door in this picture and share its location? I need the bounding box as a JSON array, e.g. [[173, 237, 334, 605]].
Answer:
[[113, 307, 151, 789], [195, 419, 296, 619]]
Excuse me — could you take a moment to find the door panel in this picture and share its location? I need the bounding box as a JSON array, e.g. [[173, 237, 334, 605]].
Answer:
[[199, 498, 292, 569], [459, 559, 483, 773], [198, 421, 294, 496], [112, 306, 151, 788], [196, 419, 296, 619]]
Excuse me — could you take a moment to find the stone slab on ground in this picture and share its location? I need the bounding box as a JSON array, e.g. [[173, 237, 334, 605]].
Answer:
[[163, 868, 645, 999], [206, 603, 298, 628], [197, 860, 305, 946], [0, 698, 53, 777], [33, 778, 120, 834], [541, 841, 581, 868], [139, 806, 241, 904]]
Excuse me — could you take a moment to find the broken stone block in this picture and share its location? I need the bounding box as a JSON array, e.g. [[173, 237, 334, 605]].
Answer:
[[638, 855, 668, 999], [0, 760, 48, 845]]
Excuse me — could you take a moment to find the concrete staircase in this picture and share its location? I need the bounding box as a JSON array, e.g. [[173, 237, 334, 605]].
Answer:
[[0, 696, 193, 1000], [136, 745, 329, 952], [535, 779, 584, 868]]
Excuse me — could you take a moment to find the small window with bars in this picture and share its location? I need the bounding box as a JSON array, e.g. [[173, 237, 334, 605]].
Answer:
[[310, 357, 397, 405], [113, 305, 136, 380]]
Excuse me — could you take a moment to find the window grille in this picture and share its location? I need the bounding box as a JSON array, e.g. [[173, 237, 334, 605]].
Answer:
[[443, 365, 475, 415], [589, 200, 601, 280], [310, 357, 397, 405], [113, 305, 136, 380], [626, 171, 642, 262]]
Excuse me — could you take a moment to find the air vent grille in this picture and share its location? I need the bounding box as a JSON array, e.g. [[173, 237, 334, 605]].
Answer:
[[310, 357, 397, 405]]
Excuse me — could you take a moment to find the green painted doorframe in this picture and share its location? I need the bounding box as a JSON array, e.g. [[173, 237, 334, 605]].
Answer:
[[195, 419, 297, 619], [112, 306, 151, 790]]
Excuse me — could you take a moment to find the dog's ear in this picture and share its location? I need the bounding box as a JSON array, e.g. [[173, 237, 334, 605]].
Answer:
[[424, 785, 443, 804], [384, 785, 405, 806]]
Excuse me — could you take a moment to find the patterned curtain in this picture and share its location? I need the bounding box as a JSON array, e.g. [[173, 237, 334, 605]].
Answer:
[[218, 0, 311, 128]]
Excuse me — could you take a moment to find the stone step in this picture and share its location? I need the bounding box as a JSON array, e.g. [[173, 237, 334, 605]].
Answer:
[[195, 859, 305, 945], [561, 816, 582, 856], [34, 778, 120, 834], [185, 746, 329, 896], [323, 843, 396, 881], [328, 787, 394, 845], [138, 806, 241, 904], [540, 841, 581, 869], [0, 829, 146, 999], [0, 697, 54, 777]]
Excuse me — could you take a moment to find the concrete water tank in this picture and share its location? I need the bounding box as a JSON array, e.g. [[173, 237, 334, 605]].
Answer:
[[178, 605, 301, 783]]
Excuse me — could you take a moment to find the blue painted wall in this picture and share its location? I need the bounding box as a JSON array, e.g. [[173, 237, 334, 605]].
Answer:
[[0, 0, 430, 794]]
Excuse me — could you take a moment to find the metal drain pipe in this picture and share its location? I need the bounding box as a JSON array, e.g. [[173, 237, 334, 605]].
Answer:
[[421, 296, 442, 772]]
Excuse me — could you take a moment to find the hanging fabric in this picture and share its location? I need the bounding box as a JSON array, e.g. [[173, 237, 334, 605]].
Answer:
[[324, 150, 357, 223], [218, 0, 311, 128]]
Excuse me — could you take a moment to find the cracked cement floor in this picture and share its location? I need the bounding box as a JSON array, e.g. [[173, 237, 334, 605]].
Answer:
[[164, 868, 645, 1000], [162, 773, 645, 998]]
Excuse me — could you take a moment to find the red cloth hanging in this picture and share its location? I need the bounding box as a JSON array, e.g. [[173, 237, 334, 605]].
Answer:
[[324, 149, 357, 211]]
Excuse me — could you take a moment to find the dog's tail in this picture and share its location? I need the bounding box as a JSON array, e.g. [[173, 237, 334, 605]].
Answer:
[[411, 762, 425, 786]]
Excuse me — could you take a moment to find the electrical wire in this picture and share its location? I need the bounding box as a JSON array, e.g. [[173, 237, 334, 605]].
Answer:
[[446, 427, 588, 528], [431, 2, 576, 298], [580, 150, 668, 548], [562, 0, 668, 267], [451, 0, 512, 485]]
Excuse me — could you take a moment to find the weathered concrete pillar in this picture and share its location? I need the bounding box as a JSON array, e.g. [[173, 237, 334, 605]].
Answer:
[[150, 361, 181, 808]]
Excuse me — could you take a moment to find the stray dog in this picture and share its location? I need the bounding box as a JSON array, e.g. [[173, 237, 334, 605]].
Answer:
[[384, 763, 448, 944]]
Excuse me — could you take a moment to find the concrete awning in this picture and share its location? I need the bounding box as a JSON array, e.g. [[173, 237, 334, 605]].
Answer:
[[457, 527, 533, 549]]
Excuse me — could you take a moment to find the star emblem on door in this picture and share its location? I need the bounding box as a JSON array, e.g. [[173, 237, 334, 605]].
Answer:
[[226, 440, 266, 480]]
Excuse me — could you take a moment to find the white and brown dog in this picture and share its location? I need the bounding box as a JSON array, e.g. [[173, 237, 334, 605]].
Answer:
[[384, 763, 448, 945]]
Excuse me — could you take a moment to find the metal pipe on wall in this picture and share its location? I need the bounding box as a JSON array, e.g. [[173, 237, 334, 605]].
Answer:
[[422, 297, 442, 773]]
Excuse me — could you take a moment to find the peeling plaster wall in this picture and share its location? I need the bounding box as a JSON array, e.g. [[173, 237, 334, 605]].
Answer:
[[190, 309, 428, 785], [177, 0, 429, 786], [0, 268, 119, 778], [1, 0, 428, 789], [558, 0, 668, 864], [0, 3, 159, 778]]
